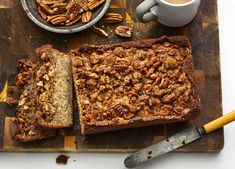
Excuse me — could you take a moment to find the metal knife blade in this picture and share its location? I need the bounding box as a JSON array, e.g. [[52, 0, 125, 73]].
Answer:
[[124, 126, 204, 168]]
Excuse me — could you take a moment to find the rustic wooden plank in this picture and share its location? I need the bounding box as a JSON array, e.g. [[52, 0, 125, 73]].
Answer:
[[0, 0, 13, 8], [0, 0, 223, 152], [0, 9, 12, 37], [0, 38, 10, 89], [0, 104, 5, 149], [10, 0, 31, 56]]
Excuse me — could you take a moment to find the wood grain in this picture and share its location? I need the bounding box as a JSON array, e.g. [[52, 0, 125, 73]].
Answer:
[[0, 0, 223, 152]]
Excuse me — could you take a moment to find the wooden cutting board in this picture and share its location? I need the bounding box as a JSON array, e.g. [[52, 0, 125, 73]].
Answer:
[[0, 0, 223, 152]]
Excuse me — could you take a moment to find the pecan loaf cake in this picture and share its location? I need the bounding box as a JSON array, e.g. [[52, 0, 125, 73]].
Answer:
[[35, 45, 73, 128], [15, 45, 73, 142], [71, 36, 201, 135], [15, 60, 56, 142]]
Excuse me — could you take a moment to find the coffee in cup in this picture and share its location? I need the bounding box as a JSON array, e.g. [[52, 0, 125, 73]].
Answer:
[[164, 0, 192, 5]]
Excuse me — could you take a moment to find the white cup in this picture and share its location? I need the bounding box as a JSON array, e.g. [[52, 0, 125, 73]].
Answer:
[[136, 0, 201, 27]]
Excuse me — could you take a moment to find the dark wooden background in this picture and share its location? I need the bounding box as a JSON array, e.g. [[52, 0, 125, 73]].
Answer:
[[0, 0, 223, 152]]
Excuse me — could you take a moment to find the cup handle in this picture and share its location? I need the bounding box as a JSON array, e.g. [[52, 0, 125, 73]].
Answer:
[[135, 0, 158, 23]]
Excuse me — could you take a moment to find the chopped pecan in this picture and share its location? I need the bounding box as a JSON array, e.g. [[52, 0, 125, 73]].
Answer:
[[104, 13, 123, 24], [133, 83, 143, 93], [81, 11, 92, 23], [88, 73, 99, 79], [139, 95, 150, 101], [163, 93, 176, 103], [168, 49, 177, 56], [178, 73, 186, 82], [159, 78, 169, 89], [6, 97, 18, 107], [113, 64, 128, 71], [115, 26, 133, 38], [133, 72, 142, 80], [91, 25, 109, 37], [165, 57, 178, 69]]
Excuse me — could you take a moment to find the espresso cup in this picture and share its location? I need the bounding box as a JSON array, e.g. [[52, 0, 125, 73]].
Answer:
[[136, 0, 201, 27]]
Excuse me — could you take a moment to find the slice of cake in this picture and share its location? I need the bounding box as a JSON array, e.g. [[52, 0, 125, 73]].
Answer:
[[15, 45, 73, 142], [35, 45, 73, 128], [71, 36, 201, 135], [15, 59, 56, 142]]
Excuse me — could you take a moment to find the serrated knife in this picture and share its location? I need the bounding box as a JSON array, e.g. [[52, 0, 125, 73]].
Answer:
[[124, 110, 235, 168]]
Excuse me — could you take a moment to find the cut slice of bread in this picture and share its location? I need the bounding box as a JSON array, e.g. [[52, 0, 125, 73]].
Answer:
[[15, 59, 56, 142], [35, 45, 73, 128]]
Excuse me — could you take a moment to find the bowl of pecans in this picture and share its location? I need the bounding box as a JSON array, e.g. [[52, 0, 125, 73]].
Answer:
[[21, 0, 112, 34]]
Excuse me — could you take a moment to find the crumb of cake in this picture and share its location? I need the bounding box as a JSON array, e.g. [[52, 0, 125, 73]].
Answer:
[[6, 97, 18, 107], [56, 154, 70, 165]]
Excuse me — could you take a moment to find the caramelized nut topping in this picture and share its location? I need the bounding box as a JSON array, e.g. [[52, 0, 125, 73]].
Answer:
[[72, 40, 199, 126]]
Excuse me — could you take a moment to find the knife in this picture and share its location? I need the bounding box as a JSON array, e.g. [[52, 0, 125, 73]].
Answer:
[[124, 110, 235, 168]]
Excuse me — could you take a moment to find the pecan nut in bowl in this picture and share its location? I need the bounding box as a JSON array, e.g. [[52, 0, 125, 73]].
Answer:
[[21, 0, 112, 33]]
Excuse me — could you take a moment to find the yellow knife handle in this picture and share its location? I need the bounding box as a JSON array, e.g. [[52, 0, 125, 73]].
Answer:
[[203, 110, 235, 134]]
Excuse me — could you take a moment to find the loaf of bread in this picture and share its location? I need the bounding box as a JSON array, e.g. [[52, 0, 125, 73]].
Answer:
[[15, 59, 56, 142], [71, 36, 201, 135], [35, 45, 73, 128]]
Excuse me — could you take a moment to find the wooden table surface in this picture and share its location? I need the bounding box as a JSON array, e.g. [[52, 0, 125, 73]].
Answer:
[[0, 0, 223, 152]]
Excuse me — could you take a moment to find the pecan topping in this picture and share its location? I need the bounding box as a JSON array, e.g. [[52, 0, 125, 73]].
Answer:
[[91, 25, 109, 37], [104, 13, 123, 24], [115, 26, 133, 38], [72, 39, 198, 126]]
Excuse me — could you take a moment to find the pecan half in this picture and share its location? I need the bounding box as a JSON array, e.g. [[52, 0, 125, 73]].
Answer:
[[115, 26, 133, 38], [87, 0, 105, 10], [66, 15, 81, 26], [91, 25, 109, 37], [38, 2, 54, 15], [37, 0, 65, 5], [77, 0, 89, 11], [104, 13, 123, 24], [51, 3, 67, 15], [66, 2, 80, 21], [38, 6, 47, 20], [81, 11, 92, 23], [111, 104, 128, 115], [50, 15, 67, 25]]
